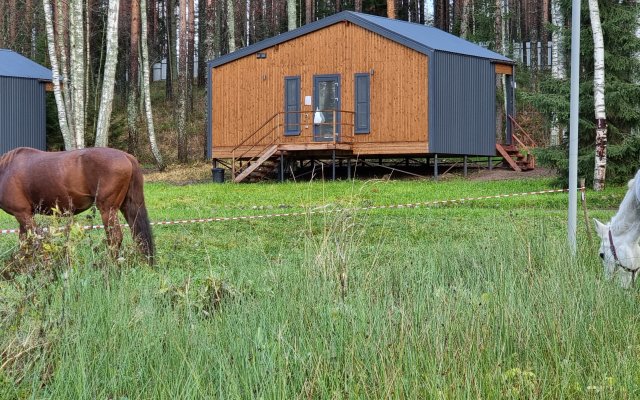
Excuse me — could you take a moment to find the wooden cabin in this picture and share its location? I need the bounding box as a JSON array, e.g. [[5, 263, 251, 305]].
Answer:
[[207, 11, 523, 182]]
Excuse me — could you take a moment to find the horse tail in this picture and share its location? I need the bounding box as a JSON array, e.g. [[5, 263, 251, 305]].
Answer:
[[122, 157, 155, 263]]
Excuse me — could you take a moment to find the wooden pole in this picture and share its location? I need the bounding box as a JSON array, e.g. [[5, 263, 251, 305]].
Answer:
[[580, 178, 593, 246], [434, 154, 439, 180], [464, 155, 468, 177]]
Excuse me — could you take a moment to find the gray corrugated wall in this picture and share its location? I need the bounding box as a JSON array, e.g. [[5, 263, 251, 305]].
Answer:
[[0, 76, 47, 154], [430, 53, 496, 156]]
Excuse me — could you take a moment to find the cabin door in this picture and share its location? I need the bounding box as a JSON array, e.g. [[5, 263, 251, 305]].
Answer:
[[313, 75, 341, 142]]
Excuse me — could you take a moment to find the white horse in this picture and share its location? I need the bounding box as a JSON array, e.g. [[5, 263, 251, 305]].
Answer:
[[594, 171, 640, 288]]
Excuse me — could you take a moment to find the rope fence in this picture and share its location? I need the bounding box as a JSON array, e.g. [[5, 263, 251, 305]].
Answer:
[[0, 187, 578, 235]]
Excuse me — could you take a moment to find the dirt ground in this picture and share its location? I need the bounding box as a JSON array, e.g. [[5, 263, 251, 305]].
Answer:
[[142, 162, 558, 184], [464, 166, 558, 181]]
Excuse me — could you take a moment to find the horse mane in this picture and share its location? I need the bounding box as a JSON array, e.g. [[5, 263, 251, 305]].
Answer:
[[610, 171, 640, 234], [0, 148, 21, 169]]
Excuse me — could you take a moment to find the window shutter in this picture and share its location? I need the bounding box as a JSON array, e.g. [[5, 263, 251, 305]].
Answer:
[[355, 74, 370, 134], [284, 77, 301, 135]]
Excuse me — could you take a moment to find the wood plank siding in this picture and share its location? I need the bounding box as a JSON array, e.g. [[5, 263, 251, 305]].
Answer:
[[494, 63, 513, 75], [210, 21, 429, 158]]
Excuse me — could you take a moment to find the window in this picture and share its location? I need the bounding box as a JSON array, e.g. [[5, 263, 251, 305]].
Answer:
[[284, 77, 301, 135], [354, 73, 370, 134]]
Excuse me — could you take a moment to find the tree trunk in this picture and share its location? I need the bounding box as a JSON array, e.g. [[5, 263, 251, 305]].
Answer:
[[141, 0, 164, 169], [0, 0, 5, 48], [187, 0, 195, 110], [227, 0, 236, 52], [549, 0, 565, 146], [387, 0, 395, 19], [495, 0, 504, 141], [128, 0, 141, 154], [213, 0, 221, 57], [26, 0, 34, 56], [197, 0, 207, 86], [8, 0, 16, 46], [69, 0, 85, 148], [94, 0, 120, 147], [354, 0, 361, 13], [56, 0, 75, 144], [459, 0, 470, 38], [177, 0, 188, 162], [43, 0, 73, 149], [589, 0, 607, 190], [165, 0, 174, 100], [305, 0, 312, 24], [287, 0, 296, 30], [435, 0, 449, 32], [85, 0, 93, 136]]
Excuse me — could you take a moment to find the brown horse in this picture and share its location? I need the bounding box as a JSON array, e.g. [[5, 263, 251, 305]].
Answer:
[[0, 147, 154, 262]]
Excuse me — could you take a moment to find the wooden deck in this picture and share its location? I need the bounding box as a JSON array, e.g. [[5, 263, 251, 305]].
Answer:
[[213, 141, 429, 160]]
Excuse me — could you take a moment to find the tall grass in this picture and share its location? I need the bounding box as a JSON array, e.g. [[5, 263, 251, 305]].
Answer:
[[1, 178, 638, 398]]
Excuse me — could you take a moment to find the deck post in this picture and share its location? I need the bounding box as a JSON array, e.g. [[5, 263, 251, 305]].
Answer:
[[332, 150, 336, 181], [279, 153, 284, 182], [347, 158, 352, 180], [434, 154, 439, 180], [333, 110, 337, 144], [464, 156, 468, 177], [488, 156, 493, 171]]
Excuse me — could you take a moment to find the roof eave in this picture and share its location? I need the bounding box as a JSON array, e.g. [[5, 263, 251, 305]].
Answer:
[[208, 11, 512, 68], [209, 11, 435, 68]]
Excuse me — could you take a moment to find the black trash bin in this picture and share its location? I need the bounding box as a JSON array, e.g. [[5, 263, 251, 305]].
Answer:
[[212, 168, 225, 183]]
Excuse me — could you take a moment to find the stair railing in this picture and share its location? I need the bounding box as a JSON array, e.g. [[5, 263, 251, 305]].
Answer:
[[231, 110, 356, 178], [232, 113, 282, 178], [508, 115, 537, 150]]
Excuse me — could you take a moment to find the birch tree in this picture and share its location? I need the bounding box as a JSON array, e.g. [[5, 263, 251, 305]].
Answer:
[[69, 0, 85, 149], [287, 0, 296, 30], [43, 0, 73, 149], [227, 0, 236, 51], [43, 0, 86, 149], [141, 0, 165, 168], [460, 0, 470, 38], [589, 0, 607, 190], [549, 0, 565, 146], [94, 0, 120, 147]]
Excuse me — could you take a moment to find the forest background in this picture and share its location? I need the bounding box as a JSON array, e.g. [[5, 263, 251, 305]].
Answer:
[[0, 0, 639, 186]]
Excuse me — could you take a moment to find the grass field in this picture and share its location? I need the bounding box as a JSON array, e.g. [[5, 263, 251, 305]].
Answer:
[[1, 176, 638, 399]]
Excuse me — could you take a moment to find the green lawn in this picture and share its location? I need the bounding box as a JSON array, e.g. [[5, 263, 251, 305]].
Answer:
[[1, 177, 637, 399]]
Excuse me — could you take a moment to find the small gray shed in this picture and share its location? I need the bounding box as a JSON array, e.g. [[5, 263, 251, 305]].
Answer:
[[0, 49, 52, 154]]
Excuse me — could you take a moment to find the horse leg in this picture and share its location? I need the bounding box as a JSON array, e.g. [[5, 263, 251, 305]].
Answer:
[[99, 207, 123, 257], [14, 212, 36, 241]]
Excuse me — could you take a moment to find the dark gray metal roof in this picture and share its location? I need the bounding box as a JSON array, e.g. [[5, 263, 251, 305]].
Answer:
[[0, 49, 53, 81], [209, 11, 513, 68]]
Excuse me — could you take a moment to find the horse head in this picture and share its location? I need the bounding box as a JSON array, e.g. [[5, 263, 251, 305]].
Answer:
[[594, 218, 640, 288]]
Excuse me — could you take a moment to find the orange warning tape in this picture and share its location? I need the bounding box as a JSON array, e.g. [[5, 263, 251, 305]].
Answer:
[[0, 187, 575, 235]]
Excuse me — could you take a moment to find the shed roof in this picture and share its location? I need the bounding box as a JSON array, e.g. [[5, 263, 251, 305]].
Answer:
[[0, 49, 53, 81], [209, 11, 513, 68]]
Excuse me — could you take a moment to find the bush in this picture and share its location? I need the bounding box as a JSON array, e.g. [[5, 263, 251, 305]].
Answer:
[[536, 133, 640, 187]]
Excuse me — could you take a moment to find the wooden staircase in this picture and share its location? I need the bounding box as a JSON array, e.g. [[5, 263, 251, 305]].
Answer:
[[496, 115, 537, 172], [495, 143, 535, 172], [233, 144, 280, 182]]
